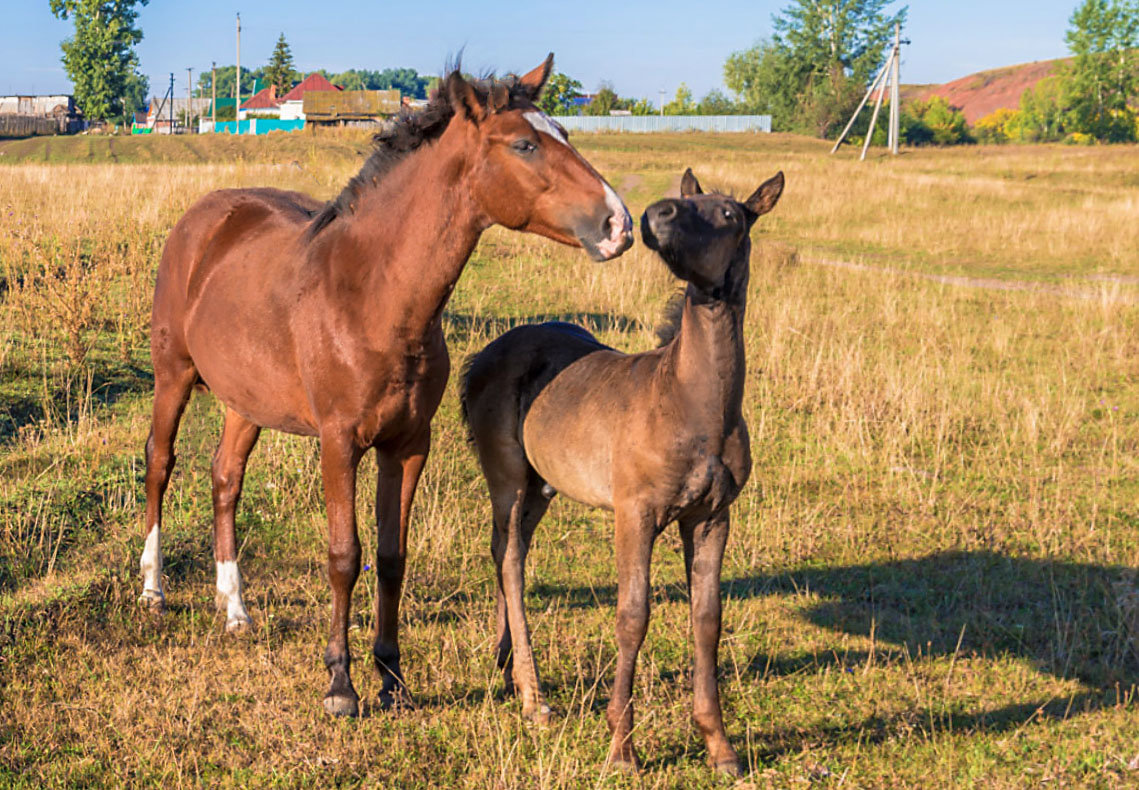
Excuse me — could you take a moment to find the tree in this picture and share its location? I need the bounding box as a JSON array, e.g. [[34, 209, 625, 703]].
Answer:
[[724, 0, 907, 136], [697, 89, 738, 115], [663, 83, 697, 115], [586, 82, 620, 116], [196, 65, 259, 100], [537, 72, 583, 115], [1063, 0, 1139, 141], [49, 0, 150, 122], [265, 33, 297, 95]]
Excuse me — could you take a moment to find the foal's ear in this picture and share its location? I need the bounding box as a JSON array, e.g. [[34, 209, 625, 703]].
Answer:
[[518, 53, 554, 101], [446, 71, 484, 122], [680, 168, 703, 197], [743, 171, 785, 221]]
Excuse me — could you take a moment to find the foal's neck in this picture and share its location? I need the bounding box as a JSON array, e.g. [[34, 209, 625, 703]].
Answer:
[[330, 129, 486, 344], [669, 258, 748, 430]]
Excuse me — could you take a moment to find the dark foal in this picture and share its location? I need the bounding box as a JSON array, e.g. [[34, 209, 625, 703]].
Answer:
[[461, 169, 784, 775], [140, 57, 632, 718]]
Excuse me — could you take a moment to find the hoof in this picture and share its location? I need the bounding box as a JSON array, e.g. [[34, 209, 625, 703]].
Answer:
[[604, 757, 640, 776], [323, 694, 359, 718], [224, 615, 253, 635], [138, 590, 165, 612], [378, 686, 416, 712], [713, 759, 743, 778], [522, 703, 554, 726]]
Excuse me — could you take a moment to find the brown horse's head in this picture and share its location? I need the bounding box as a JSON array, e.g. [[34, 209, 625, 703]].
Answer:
[[641, 169, 784, 297], [444, 56, 633, 261]]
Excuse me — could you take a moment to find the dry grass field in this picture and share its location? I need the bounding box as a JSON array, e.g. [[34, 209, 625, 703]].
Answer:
[[1, 131, 1138, 788]]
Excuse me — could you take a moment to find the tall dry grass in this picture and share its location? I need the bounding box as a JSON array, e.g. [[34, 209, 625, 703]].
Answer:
[[1, 134, 1138, 787]]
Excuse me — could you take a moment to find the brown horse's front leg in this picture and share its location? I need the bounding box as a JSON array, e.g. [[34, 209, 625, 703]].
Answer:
[[319, 429, 364, 717], [372, 435, 429, 709], [605, 505, 656, 772], [680, 512, 740, 776]]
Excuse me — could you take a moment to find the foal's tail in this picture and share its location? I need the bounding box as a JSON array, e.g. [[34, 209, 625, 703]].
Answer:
[[457, 352, 480, 440]]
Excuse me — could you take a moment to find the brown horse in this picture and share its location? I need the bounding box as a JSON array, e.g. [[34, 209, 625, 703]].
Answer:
[[461, 169, 784, 775], [139, 56, 633, 718]]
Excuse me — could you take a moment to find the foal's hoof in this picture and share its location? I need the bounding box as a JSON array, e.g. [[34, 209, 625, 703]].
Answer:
[[522, 703, 554, 726], [713, 759, 743, 778], [378, 687, 416, 712], [138, 590, 165, 613], [323, 694, 359, 718], [224, 615, 253, 635], [604, 757, 640, 776]]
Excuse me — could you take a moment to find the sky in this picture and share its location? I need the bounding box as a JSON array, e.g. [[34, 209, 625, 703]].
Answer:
[[5, 1, 1078, 106]]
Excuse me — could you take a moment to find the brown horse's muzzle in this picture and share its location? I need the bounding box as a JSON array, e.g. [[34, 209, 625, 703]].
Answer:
[[576, 184, 633, 261]]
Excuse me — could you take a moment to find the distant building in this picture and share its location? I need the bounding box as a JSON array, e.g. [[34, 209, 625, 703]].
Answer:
[[0, 94, 82, 136], [303, 89, 400, 127], [146, 96, 211, 133], [278, 73, 342, 120], [239, 85, 281, 119]]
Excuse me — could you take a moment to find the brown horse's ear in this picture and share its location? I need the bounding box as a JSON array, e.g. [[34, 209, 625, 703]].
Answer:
[[446, 71, 483, 122], [743, 171, 785, 219], [488, 82, 510, 113], [680, 168, 703, 197], [518, 53, 554, 101]]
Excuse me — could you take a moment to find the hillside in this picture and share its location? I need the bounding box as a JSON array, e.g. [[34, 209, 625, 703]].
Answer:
[[900, 57, 1066, 123]]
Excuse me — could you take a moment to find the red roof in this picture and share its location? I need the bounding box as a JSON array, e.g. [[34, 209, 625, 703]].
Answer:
[[240, 85, 279, 110], [280, 73, 341, 102]]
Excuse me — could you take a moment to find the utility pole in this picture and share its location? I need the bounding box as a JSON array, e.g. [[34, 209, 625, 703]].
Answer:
[[187, 68, 193, 133], [658, 89, 665, 117], [169, 72, 175, 134], [211, 62, 217, 125], [831, 22, 908, 159], [889, 22, 901, 154], [235, 12, 242, 128]]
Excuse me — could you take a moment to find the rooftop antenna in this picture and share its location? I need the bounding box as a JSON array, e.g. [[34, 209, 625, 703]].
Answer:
[[831, 22, 909, 159]]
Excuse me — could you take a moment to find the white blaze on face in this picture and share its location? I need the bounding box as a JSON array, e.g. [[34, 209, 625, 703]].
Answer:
[[139, 524, 164, 599], [523, 110, 632, 255], [216, 560, 252, 631]]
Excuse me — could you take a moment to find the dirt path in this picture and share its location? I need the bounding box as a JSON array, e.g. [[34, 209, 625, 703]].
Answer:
[[802, 254, 1139, 304]]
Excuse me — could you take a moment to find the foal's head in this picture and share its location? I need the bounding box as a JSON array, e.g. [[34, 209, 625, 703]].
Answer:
[[444, 56, 633, 261], [641, 169, 784, 299]]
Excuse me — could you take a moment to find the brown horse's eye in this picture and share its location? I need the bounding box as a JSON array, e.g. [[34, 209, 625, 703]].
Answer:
[[512, 139, 537, 155]]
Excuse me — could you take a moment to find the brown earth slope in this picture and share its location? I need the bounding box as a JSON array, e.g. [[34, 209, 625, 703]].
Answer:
[[899, 57, 1067, 123]]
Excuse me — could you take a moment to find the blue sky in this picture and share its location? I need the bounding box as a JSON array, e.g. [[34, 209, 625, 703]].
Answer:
[[6, 1, 1077, 105]]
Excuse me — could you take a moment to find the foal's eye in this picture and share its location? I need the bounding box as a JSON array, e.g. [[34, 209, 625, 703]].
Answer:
[[722, 208, 735, 222], [512, 139, 537, 154]]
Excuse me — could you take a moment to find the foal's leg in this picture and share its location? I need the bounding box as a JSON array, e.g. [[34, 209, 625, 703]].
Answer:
[[372, 434, 429, 709], [319, 429, 365, 717], [140, 359, 198, 611], [605, 505, 657, 772], [680, 512, 741, 776], [211, 408, 261, 633], [492, 481, 551, 722]]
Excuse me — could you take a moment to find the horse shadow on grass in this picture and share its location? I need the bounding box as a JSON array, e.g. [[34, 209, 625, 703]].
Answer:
[[536, 550, 1139, 759]]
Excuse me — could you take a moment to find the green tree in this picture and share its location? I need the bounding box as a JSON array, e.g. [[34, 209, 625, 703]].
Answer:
[[663, 83, 697, 115], [1063, 0, 1139, 141], [537, 72, 583, 115], [265, 33, 298, 95], [586, 82, 619, 116], [49, 0, 150, 122], [697, 89, 738, 115], [197, 65, 260, 100], [725, 0, 907, 136], [629, 98, 656, 115]]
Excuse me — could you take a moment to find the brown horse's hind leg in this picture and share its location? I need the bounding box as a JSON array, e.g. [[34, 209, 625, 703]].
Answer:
[[605, 504, 656, 773], [680, 512, 741, 777], [372, 435, 429, 710], [211, 408, 261, 634], [491, 478, 551, 722], [140, 360, 198, 611], [319, 428, 365, 717]]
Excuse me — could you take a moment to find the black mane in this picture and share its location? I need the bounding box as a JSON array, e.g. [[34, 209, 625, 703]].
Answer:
[[307, 71, 534, 239]]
